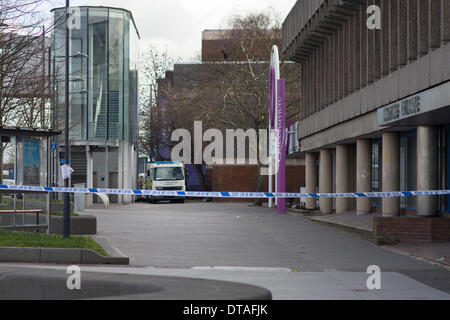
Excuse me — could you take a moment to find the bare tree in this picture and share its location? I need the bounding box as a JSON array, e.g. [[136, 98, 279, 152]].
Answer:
[[139, 43, 178, 160], [167, 10, 301, 204], [0, 0, 54, 192]]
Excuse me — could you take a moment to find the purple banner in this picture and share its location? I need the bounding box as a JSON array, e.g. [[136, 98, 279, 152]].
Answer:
[[277, 78, 286, 214]]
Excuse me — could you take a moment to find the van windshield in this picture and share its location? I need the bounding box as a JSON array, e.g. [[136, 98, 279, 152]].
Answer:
[[153, 167, 184, 181]]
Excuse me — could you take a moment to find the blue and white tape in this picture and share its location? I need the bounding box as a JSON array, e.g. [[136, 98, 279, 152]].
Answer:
[[1, 184, 450, 199]]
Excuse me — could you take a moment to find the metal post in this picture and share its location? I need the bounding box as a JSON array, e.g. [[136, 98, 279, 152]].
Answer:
[[23, 195, 25, 225], [47, 136, 51, 234], [41, 25, 46, 128], [13, 137, 16, 227], [51, 51, 56, 194], [105, 140, 109, 189], [63, 0, 71, 238], [13, 194, 16, 227]]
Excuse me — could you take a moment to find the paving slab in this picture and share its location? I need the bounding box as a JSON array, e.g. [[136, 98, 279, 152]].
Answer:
[[309, 211, 379, 232], [3, 264, 449, 300], [0, 264, 271, 300], [78, 202, 450, 296]]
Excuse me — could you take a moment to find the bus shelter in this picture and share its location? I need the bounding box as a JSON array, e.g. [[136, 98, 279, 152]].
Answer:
[[0, 127, 61, 232]]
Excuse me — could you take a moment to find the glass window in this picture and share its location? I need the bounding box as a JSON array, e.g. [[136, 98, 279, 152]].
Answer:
[[439, 126, 449, 213], [153, 167, 184, 181], [129, 15, 140, 144], [69, 8, 88, 140], [108, 9, 124, 140], [23, 139, 40, 185], [372, 139, 382, 207], [88, 8, 108, 140], [53, 9, 67, 137], [123, 12, 130, 142]]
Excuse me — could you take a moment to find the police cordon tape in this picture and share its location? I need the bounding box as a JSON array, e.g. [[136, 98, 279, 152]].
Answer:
[[1, 184, 450, 199]]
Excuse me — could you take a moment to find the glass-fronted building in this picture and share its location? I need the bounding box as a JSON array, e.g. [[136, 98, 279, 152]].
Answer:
[[283, 1, 450, 218], [52, 6, 139, 142], [51, 6, 140, 204]]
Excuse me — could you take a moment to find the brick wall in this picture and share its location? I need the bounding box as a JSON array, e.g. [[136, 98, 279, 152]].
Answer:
[[374, 216, 450, 243], [207, 165, 305, 202]]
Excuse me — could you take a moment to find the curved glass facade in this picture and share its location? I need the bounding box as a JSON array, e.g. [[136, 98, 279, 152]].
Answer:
[[52, 7, 139, 143]]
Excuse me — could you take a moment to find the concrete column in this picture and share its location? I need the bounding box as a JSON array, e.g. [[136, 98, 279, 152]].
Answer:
[[417, 126, 439, 217], [336, 145, 349, 213], [356, 139, 372, 215], [382, 132, 400, 217], [319, 149, 333, 214], [117, 142, 123, 205], [305, 152, 318, 209], [86, 146, 93, 208], [123, 142, 132, 204]]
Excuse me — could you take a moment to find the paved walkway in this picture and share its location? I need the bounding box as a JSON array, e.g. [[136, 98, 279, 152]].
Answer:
[[389, 242, 450, 267], [302, 210, 450, 267], [306, 211, 379, 232], [1, 263, 448, 300], [78, 202, 450, 298]]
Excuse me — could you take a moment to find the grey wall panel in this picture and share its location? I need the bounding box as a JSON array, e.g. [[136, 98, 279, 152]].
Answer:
[[367, 84, 376, 111], [390, 0, 399, 71], [418, 51, 430, 89], [374, 79, 383, 109], [381, 74, 391, 105], [361, 7, 368, 88], [418, 0, 429, 55], [349, 13, 356, 93], [298, 42, 450, 141], [398, 63, 409, 98], [293, 3, 450, 142], [444, 42, 450, 80], [355, 5, 361, 91], [333, 104, 339, 126], [282, 0, 325, 53], [382, 0, 391, 75], [444, 0, 450, 41], [355, 90, 362, 118], [398, 0, 408, 66], [389, 72, 399, 103], [407, 57, 421, 93], [374, 0, 382, 79], [429, 47, 443, 86], [300, 111, 381, 152], [408, 0, 419, 60], [430, 0, 441, 49], [342, 95, 348, 120], [360, 85, 368, 114]]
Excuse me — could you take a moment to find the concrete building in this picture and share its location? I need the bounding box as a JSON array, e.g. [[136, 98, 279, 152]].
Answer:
[[202, 29, 281, 62], [282, 0, 450, 220], [51, 6, 140, 204], [155, 29, 305, 196]]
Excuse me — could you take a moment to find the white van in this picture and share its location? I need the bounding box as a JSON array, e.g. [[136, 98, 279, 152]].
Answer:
[[147, 161, 186, 204]]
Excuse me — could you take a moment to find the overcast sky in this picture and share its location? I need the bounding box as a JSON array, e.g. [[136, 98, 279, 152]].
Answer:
[[47, 0, 297, 62]]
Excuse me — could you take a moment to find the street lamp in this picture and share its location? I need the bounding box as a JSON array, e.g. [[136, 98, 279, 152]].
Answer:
[[72, 52, 88, 59], [62, 0, 89, 238]]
